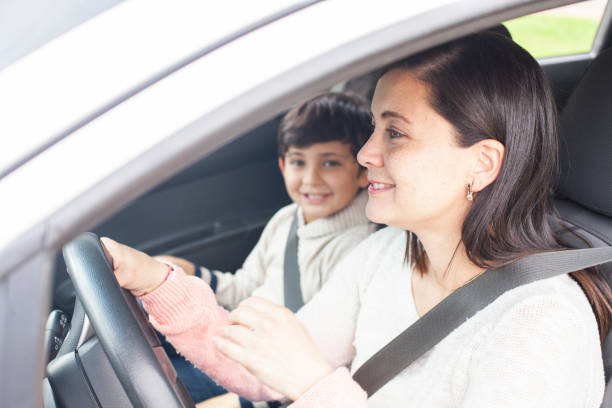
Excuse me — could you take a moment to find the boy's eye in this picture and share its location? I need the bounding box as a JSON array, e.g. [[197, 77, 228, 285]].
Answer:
[[323, 160, 340, 167], [386, 129, 405, 139], [290, 159, 305, 167]]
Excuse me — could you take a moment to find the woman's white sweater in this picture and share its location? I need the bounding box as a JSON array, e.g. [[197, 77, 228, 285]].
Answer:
[[201, 190, 376, 310], [294, 226, 605, 407]]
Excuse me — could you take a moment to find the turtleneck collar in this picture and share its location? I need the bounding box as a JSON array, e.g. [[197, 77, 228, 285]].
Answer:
[[296, 189, 371, 239]]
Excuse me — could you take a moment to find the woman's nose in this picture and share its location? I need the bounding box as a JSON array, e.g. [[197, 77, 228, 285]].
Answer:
[[357, 132, 384, 168]]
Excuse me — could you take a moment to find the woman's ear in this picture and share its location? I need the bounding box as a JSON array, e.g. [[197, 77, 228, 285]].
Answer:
[[470, 139, 505, 192], [358, 167, 369, 188], [278, 157, 286, 176]]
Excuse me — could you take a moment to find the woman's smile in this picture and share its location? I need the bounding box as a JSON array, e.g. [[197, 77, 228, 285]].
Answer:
[[367, 180, 395, 194]]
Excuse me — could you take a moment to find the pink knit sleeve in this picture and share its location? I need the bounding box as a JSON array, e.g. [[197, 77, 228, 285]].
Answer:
[[289, 367, 367, 408], [138, 267, 283, 402]]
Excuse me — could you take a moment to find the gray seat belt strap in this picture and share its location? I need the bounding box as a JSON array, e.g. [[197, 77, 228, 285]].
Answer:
[[284, 211, 304, 312], [353, 246, 612, 397]]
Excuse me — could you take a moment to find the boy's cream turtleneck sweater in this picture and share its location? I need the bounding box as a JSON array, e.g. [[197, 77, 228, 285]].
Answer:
[[200, 190, 375, 310]]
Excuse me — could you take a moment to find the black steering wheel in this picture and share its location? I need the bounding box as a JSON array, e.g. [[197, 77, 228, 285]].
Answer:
[[62, 232, 194, 407]]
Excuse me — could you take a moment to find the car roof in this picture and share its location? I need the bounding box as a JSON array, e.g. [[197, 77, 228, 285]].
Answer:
[[0, 0, 124, 71], [0, 0, 308, 178]]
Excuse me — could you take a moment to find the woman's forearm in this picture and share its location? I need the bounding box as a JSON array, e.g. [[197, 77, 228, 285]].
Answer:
[[139, 267, 283, 402]]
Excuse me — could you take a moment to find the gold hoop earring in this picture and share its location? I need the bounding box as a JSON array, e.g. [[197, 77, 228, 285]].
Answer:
[[467, 181, 474, 201]]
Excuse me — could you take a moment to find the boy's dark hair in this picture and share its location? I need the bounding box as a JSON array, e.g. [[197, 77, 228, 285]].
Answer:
[[277, 92, 372, 159]]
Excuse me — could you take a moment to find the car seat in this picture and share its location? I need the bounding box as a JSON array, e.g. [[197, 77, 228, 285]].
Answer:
[[554, 46, 612, 406]]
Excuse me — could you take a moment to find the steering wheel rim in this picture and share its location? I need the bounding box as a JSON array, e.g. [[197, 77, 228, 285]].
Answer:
[[62, 232, 193, 407]]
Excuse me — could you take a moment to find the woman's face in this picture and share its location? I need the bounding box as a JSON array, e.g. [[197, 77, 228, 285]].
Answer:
[[357, 69, 474, 232]]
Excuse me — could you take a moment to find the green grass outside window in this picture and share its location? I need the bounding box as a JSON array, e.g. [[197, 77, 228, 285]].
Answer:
[[504, 14, 599, 58]]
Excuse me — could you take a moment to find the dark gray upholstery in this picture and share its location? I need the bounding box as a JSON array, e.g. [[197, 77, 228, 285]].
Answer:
[[553, 47, 612, 406], [557, 47, 612, 218]]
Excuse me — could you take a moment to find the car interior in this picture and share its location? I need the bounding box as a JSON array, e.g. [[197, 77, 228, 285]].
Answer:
[[555, 44, 612, 404], [41, 3, 612, 407]]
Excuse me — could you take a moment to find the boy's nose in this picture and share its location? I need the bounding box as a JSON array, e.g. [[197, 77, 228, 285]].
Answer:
[[357, 132, 384, 168], [303, 166, 322, 184]]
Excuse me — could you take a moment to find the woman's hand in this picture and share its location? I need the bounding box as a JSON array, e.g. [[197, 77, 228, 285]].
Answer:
[[213, 297, 333, 401], [100, 237, 169, 297]]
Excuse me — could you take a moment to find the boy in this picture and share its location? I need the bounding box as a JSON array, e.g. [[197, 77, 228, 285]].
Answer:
[[158, 92, 377, 406], [161, 92, 375, 311]]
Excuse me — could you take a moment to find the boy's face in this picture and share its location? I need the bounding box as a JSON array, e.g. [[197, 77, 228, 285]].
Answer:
[[279, 141, 368, 223]]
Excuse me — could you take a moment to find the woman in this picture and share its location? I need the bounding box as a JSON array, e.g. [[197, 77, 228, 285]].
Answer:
[[103, 32, 612, 407]]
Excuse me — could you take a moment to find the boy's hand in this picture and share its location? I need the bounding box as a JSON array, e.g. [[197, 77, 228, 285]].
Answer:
[[100, 237, 169, 297], [154, 255, 196, 275]]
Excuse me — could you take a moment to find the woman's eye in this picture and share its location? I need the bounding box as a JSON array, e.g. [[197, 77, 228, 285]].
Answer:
[[290, 160, 305, 167], [386, 129, 405, 139]]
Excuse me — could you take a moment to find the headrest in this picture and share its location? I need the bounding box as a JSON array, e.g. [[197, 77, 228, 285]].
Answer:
[[557, 47, 612, 218]]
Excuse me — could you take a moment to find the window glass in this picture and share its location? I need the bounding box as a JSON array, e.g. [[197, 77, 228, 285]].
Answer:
[[504, 0, 607, 58]]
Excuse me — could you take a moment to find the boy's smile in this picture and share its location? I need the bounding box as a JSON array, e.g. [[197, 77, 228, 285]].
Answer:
[[302, 193, 331, 204], [279, 141, 368, 224]]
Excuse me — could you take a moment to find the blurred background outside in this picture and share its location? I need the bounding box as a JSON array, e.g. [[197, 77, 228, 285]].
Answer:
[[505, 0, 607, 58]]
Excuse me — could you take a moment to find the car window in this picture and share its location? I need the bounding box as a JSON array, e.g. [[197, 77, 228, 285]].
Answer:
[[504, 0, 607, 58]]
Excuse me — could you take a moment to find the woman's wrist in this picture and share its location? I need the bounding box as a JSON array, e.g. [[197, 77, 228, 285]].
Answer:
[[287, 361, 334, 401], [137, 260, 173, 296], [289, 367, 367, 407]]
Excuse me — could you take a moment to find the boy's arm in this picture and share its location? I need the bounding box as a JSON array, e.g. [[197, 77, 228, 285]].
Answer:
[[156, 205, 295, 309], [139, 267, 284, 402], [210, 236, 271, 309], [209, 206, 295, 309]]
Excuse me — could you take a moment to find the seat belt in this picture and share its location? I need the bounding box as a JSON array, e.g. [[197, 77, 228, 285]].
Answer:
[[284, 211, 304, 313], [353, 246, 612, 397]]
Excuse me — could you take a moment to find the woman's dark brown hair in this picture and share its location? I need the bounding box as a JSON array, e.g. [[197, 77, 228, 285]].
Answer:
[[384, 32, 612, 340]]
